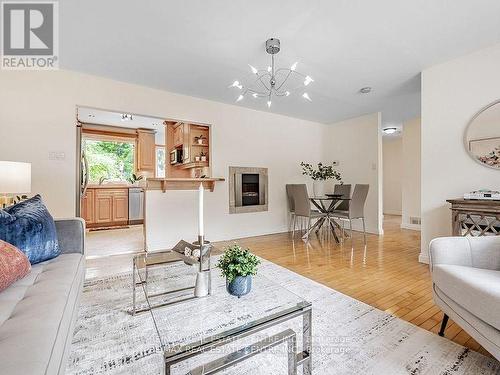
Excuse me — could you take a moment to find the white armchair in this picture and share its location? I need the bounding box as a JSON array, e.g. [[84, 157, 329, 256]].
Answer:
[[429, 236, 500, 359]]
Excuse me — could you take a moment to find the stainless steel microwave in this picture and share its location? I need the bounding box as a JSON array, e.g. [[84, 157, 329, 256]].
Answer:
[[170, 148, 183, 164]]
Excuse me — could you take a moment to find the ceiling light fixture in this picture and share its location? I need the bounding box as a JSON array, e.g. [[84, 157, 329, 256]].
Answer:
[[230, 38, 314, 107], [383, 127, 397, 134], [359, 87, 372, 94]]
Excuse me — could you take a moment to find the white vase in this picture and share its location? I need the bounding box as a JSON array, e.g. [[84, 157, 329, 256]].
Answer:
[[313, 180, 333, 196], [313, 181, 325, 196], [194, 271, 209, 297]]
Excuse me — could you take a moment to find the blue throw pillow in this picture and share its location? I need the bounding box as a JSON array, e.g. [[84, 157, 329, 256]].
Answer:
[[0, 195, 60, 264]]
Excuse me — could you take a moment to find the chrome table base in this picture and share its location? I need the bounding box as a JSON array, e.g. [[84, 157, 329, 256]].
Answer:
[[164, 306, 312, 375], [132, 237, 212, 315]]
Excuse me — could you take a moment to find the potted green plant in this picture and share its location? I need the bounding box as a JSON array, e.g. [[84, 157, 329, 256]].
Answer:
[[128, 173, 143, 186], [200, 151, 207, 162], [216, 244, 260, 298], [196, 135, 206, 145], [300, 162, 342, 196]]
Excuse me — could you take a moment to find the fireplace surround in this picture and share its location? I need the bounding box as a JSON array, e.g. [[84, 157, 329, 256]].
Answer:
[[229, 166, 268, 214]]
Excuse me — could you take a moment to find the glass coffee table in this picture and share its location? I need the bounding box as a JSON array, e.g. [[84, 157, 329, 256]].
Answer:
[[137, 264, 312, 375], [132, 246, 212, 315]]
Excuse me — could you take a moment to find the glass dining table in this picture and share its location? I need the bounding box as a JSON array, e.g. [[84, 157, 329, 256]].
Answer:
[[307, 195, 351, 242]]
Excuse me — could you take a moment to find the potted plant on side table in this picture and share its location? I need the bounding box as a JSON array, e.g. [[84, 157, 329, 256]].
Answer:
[[216, 244, 260, 298], [300, 162, 342, 196]]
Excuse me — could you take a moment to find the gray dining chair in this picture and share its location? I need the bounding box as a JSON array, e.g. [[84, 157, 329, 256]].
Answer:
[[286, 184, 298, 232], [334, 184, 351, 211], [290, 184, 326, 239], [331, 184, 369, 244]]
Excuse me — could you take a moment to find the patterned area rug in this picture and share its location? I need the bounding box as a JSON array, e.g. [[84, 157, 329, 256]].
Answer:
[[66, 258, 500, 374]]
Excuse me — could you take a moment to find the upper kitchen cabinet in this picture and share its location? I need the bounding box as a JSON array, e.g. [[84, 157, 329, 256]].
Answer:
[[172, 123, 184, 147], [136, 129, 156, 171], [164, 120, 211, 179]]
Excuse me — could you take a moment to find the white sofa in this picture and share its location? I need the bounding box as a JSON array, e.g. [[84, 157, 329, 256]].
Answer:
[[429, 236, 500, 359], [0, 218, 85, 375]]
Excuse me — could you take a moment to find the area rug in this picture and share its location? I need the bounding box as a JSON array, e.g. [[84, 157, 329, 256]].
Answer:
[[66, 258, 500, 374]]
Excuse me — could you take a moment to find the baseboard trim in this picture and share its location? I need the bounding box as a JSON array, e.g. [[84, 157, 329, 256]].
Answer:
[[383, 211, 402, 216], [400, 223, 421, 231], [418, 253, 429, 264]]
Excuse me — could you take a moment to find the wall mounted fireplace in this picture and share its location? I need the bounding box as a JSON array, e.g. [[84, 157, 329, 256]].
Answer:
[[229, 166, 268, 214]]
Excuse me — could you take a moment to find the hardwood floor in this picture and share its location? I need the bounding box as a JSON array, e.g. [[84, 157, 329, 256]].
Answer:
[[85, 215, 490, 356], [217, 215, 490, 357]]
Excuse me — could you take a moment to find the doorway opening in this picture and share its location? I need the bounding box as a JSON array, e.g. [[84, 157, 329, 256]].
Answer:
[[381, 118, 421, 233], [77, 106, 166, 259]]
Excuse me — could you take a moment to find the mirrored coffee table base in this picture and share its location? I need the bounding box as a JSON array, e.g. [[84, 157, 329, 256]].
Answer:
[[132, 249, 211, 315]]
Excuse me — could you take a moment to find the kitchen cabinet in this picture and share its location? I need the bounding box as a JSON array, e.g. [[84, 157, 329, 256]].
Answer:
[[81, 187, 129, 227], [173, 124, 183, 147], [137, 129, 156, 171], [81, 189, 95, 224], [95, 190, 114, 224], [112, 189, 129, 222], [164, 120, 211, 179], [182, 123, 191, 163]]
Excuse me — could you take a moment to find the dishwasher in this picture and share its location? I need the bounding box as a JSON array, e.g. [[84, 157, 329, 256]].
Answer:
[[128, 187, 144, 225]]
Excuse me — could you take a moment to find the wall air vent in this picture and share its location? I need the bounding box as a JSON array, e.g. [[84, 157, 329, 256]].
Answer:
[[410, 217, 421, 225]]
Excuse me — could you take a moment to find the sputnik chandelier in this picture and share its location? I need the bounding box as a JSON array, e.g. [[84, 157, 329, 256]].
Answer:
[[229, 38, 314, 108]]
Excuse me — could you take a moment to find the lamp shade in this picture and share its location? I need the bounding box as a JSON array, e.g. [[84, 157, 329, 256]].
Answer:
[[0, 161, 31, 194]]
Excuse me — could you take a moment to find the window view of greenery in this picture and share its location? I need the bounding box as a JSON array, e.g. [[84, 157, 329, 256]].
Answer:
[[84, 139, 135, 183]]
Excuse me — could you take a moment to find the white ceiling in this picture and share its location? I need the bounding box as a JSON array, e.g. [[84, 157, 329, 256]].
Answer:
[[77, 106, 165, 142], [77, 107, 163, 129], [61, 1, 500, 125]]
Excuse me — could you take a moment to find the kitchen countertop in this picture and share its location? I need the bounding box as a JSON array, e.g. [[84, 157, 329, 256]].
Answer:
[[146, 177, 225, 192], [86, 184, 141, 189]]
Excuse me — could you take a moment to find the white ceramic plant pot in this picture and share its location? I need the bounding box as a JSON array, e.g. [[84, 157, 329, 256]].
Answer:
[[197, 139, 203, 145], [201, 156, 207, 162], [313, 180, 334, 196], [195, 156, 201, 162]]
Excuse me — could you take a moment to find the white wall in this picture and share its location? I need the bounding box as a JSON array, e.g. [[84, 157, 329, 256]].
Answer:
[[0, 70, 325, 248], [145, 106, 326, 249], [401, 118, 421, 230], [382, 137, 402, 215], [325, 113, 383, 234], [420, 43, 500, 263]]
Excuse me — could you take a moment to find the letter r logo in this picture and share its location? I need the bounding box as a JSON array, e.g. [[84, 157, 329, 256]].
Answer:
[[2, 2, 54, 55]]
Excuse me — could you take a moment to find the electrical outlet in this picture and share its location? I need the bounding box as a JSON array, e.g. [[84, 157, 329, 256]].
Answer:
[[49, 152, 66, 161]]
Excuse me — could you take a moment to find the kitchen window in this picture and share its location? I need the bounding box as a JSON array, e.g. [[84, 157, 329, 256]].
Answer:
[[83, 138, 135, 184], [156, 145, 166, 178]]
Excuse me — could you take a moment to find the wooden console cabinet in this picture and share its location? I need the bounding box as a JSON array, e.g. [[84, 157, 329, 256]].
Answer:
[[82, 187, 129, 228], [447, 198, 500, 236]]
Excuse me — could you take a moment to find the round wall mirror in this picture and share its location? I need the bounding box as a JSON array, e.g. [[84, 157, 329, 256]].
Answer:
[[464, 100, 500, 169]]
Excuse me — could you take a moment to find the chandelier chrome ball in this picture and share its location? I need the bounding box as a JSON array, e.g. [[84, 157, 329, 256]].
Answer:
[[230, 38, 314, 108]]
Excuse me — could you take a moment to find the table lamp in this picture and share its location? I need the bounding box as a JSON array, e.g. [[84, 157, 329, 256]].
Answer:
[[0, 161, 31, 207]]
